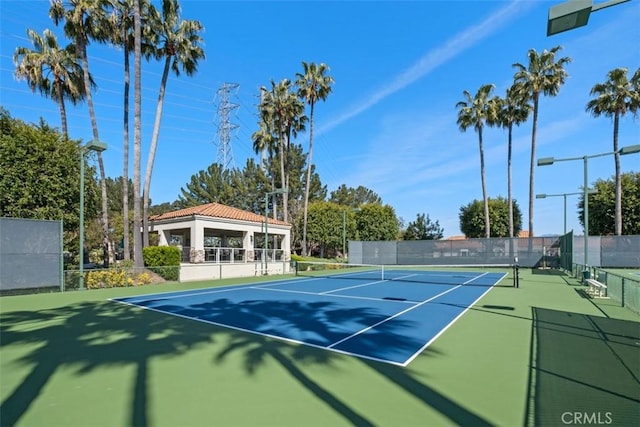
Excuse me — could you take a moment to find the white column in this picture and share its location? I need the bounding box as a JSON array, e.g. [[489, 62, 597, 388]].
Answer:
[[282, 227, 291, 261], [193, 221, 204, 251], [158, 228, 170, 246]]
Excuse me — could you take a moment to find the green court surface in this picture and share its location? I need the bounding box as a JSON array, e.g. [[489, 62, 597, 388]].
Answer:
[[1, 269, 638, 426]]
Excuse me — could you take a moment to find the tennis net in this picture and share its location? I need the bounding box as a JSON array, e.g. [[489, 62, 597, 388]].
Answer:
[[294, 261, 514, 287]]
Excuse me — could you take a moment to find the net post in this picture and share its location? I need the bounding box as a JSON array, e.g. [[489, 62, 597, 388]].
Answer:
[[513, 256, 520, 288]]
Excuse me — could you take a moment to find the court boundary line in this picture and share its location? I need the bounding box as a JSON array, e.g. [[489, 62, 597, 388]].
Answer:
[[110, 276, 310, 303], [327, 284, 464, 350], [327, 272, 492, 353], [403, 271, 508, 366], [250, 285, 418, 304]]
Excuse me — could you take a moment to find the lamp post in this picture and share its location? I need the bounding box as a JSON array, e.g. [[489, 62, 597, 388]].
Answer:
[[536, 191, 585, 235], [547, 0, 630, 36], [342, 208, 361, 259], [79, 139, 107, 290], [537, 144, 640, 270], [264, 188, 288, 275]]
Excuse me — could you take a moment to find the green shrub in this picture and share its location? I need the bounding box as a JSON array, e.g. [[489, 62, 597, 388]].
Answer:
[[85, 267, 153, 288], [143, 246, 180, 281]]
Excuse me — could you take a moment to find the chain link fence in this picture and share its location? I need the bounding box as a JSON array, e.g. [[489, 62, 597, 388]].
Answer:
[[350, 237, 561, 268]]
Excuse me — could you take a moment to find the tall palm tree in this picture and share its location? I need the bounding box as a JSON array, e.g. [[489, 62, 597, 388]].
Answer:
[[132, 0, 143, 267], [491, 84, 531, 239], [142, 0, 205, 246], [13, 29, 88, 138], [108, 0, 155, 260], [258, 80, 307, 222], [586, 67, 640, 235], [513, 46, 571, 238], [456, 84, 496, 238], [50, 0, 112, 266], [108, 0, 135, 261], [296, 62, 334, 256]]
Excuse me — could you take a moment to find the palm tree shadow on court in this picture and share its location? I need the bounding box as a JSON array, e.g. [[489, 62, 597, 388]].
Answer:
[[362, 358, 493, 426], [0, 300, 215, 427], [205, 298, 407, 426], [207, 297, 495, 426]]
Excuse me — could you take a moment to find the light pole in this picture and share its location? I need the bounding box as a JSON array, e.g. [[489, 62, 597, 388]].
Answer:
[[536, 191, 584, 235], [342, 208, 360, 259], [537, 144, 640, 270], [79, 139, 107, 290], [264, 188, 287, 275], [547, 0, 630, 36]]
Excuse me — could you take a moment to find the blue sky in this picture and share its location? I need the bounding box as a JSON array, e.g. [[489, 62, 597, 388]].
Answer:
[[1, 0, 639, 238]]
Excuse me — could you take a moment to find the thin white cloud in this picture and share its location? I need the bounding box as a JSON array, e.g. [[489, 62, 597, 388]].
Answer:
[[317, 0, 535, 135]]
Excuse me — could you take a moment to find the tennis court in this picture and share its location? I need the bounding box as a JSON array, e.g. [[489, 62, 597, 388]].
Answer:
[[113, 264, 508, 366]]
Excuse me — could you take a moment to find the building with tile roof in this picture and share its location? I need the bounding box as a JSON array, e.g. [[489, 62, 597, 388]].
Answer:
[[149, 202, 292, 281]]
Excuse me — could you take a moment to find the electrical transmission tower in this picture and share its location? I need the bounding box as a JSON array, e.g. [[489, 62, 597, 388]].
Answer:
[[214, 83, 240, 171]]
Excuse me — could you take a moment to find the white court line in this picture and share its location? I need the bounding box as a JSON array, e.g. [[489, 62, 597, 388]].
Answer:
[[401, 273, 503, 366], [112, 297, 409, 367], [319, 279, 389, 294], [110, 276, 315, 303], [253, 285, 417, 304], [327, 284, 463, 349], [327, 272, 492, 351]]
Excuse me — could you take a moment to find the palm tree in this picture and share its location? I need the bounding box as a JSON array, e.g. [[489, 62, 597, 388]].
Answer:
[[456, 84, 496, 238], [296, 62, 334, 256], [142, 0, 205, 247], [108, 0, 135, 261], [132, 0, 143, 267], [258, 80, 307, 222], [50, 0, 112, 266], [586, 67, 640, 235], [491, 84, 531, 239], [13, 29, 88, 138], [108, 0, 155, 260], [513, 46, 571, 238]]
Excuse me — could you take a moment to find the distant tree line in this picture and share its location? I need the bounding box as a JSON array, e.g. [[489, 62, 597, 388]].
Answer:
[[3, 109, 638, 263]]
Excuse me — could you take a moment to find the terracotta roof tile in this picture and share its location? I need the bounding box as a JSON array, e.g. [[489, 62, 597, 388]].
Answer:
[[149, 202, 290, 226]]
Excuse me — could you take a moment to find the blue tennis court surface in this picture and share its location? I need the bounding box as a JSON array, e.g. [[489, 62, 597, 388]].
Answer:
[[112, 269, 508, 366]]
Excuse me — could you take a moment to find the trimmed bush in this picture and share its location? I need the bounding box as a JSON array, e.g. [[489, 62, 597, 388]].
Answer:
[[143, 246, 181, 281], [85, 268, 153, 289]]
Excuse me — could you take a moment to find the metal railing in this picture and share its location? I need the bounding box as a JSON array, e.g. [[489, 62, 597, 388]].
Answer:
[[203, 247, 246, 263], [253, 248, 286, 262]]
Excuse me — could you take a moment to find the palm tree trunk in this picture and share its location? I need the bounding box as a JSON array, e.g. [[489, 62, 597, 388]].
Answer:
[[508, 124, 514, 238], [478, 128, 490, 238], [143, 56, 172, 247], [529, 94, 539, 240], [613, 113, 621, 235], [132, 0, 143, 268], [278, 132, 287, 221], [302, 102, 316, 256], [123, 43, 131, 260], [79, 35, 111, 267], [55, 79, 69, 138]]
